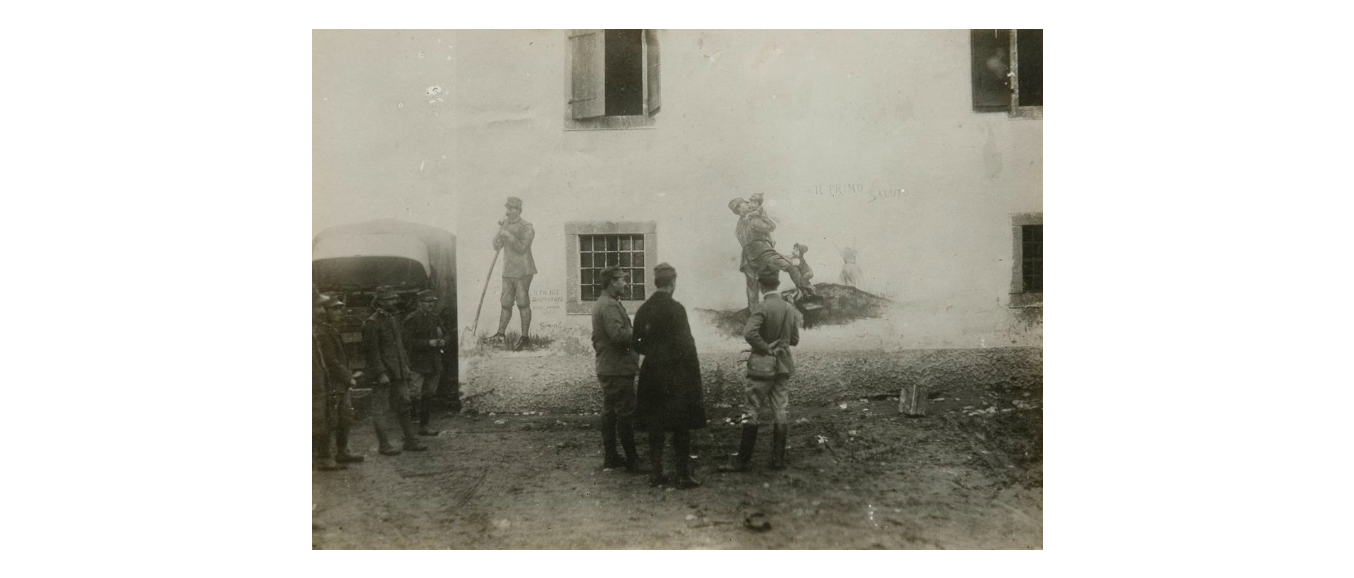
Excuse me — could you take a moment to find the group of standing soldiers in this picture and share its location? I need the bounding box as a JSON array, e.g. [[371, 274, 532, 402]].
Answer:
[[312, 286, 453, 471], [315, 193, 807, 479], [591, 262, 802, 489]]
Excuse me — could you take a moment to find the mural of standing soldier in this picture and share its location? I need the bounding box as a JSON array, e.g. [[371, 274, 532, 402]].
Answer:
[[730, 194, 814, 312], [490, 196, 537, 351], [403, 289, 448, 437]]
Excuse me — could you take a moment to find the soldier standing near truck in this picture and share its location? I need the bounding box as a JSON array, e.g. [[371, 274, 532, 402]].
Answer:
[[363, 286, 428, 456], [404, 289, 449, 436], [314, 293, 365, 468]]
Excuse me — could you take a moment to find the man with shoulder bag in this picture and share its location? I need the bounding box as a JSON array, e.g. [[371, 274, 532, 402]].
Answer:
[[721, 268, 801, 472]]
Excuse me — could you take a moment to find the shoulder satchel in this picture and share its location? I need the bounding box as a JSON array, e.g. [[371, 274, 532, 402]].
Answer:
[[746, 305, 795, 380]]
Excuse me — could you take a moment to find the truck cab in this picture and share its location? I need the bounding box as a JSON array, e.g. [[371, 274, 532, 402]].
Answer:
[[313, 233, 432, 384]]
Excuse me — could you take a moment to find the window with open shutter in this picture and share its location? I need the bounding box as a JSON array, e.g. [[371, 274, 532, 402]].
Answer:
[[1013, 29, 1042, 109], [972, 29, 1042, 119], [565, 29, 660, 130], [971, 29, 1012, 112], [603, 30, 644, 116], [569, 29, 606, 120]]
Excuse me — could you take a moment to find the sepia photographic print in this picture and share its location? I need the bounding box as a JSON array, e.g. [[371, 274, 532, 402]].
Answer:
[[312, 29, 1042, 549]]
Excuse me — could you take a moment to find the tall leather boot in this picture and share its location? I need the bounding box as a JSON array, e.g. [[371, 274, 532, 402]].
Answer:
[[618, 416, 642, 473], [769, 424, 789, 470], [648, 429, 668, 487], [315, 434, 345, 471], [399, 404, 427, 452], [601, 415, 623, 468], [334, 427, 364, 463], [673, 429, 702, 489], [373, 387, 401, 456], [718, 424, 759, 473], [418, 400, 441, 436], [515, 308, 532, 351], [375, 427, 400, 455], [496, 307, 512, 337]]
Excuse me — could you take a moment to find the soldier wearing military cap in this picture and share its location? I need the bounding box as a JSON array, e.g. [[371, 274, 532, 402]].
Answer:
[[314, 293, 364, 469], [590, 266, 642, 473], [632, 263, 707, 488], [403, 289, 448, 436], [491, 196, 537, 350], [730, 195, 814, 311], [363, 286, 428, 455], [721, 267, 802, 473], [313, 292, 342, 471]]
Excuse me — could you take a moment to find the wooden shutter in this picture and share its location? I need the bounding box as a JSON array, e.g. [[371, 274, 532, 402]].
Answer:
[[970, 29, 1012, 112], [645, 29, 661, 115], [569, 29, 606, 119]]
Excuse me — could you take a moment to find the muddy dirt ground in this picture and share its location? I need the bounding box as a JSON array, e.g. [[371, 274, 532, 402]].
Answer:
[[312, 379, 1041, 549]]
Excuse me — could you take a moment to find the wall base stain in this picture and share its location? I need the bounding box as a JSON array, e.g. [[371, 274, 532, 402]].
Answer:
[[463, 347, 1041, 413]]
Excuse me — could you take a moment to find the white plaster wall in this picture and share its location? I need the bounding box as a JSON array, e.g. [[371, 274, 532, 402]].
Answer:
[[313, 30, 1042, 352]]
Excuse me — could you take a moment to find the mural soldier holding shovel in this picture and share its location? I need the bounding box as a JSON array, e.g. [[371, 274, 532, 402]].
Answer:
[[488, 196, 537, 351]]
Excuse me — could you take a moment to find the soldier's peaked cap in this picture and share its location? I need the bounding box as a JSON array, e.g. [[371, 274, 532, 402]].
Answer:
[[417, 289, 437, 302], [505, 196, 523, 209], [375, 285, 400, 300]]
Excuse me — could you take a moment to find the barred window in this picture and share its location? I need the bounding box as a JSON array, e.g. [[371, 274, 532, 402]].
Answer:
[[1021, 225, 1042, 293], [565, 222, 658, 314], [580, 234, 646, 301], [1010, 214, 1042, 307], [566, 29, 660, 130]]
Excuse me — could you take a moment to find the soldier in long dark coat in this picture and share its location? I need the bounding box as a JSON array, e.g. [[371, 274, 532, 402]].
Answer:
[[632, 263, 707, 489], [403, 290, 448, 436], [363, 285, 427, 455]]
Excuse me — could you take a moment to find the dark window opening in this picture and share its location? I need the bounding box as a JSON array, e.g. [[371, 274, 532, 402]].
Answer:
[[971, 29, 1012, 112], [1021, 225, 1042, 293], [971, 29, 1041, 113], [579, 234, 646, 301], [604, 30, 644, 116], [1016, 29, 1042, 107]]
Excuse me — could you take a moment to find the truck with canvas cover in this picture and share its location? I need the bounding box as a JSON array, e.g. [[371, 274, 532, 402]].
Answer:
[[312, 219, 457, 390]]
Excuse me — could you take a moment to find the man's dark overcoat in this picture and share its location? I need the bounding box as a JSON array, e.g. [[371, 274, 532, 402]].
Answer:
[[632, 291, 707, 431]]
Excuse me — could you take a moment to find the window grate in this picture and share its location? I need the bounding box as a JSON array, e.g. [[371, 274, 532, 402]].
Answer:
[[579, 234, 646, 301], [1021, 225, 1042, 293]]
